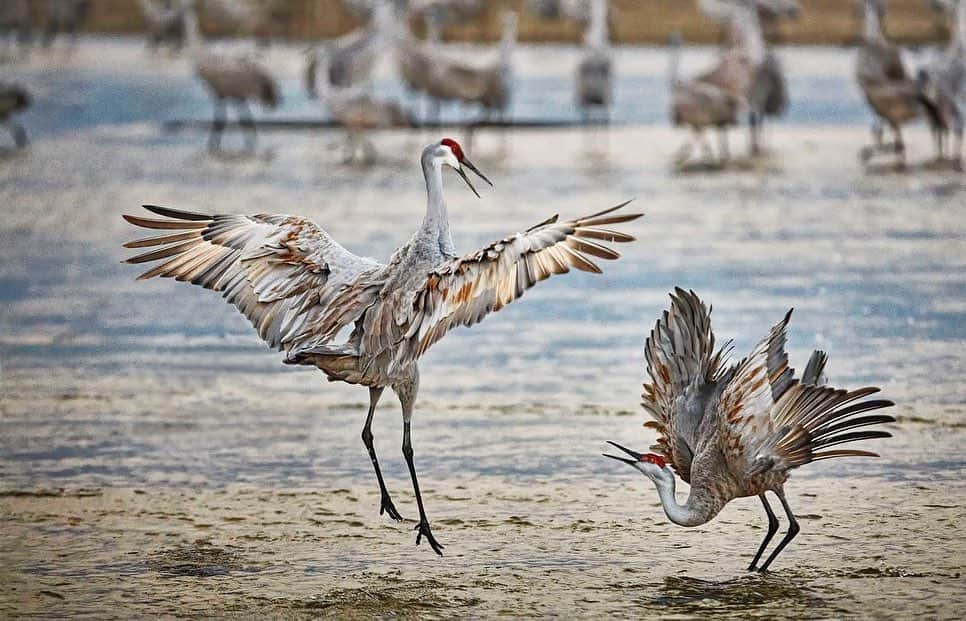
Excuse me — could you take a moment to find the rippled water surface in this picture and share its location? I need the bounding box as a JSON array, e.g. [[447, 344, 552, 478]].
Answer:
[[1, 40, 965, 618]]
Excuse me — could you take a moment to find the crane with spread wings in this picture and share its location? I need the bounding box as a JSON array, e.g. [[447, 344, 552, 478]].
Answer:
[[123, 138, 641, 554]]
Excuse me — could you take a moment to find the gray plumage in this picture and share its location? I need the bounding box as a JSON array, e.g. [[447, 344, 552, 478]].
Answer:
[[123, 139, 642, 555], [607, 288, 894, 572], [0, 82, 31, 149]]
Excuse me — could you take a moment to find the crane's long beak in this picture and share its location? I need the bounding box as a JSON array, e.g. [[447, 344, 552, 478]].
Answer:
[[456, 158, 492, 199], [603, 440, 644, 466]]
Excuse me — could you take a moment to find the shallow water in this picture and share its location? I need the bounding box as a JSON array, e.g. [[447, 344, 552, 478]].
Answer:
[[1, 40, 966, 618]]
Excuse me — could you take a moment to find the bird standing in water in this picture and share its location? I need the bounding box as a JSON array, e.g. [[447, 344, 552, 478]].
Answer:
[[123, 138, 641, 554], [606, 289, 894, 571]]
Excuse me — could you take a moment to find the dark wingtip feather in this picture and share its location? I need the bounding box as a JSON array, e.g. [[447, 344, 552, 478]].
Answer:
[[142, 205, 212, 221]]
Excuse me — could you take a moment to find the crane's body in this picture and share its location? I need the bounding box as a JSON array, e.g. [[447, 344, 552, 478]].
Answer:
[[123, 139, 642, 554], [607, 289, 894, 572]]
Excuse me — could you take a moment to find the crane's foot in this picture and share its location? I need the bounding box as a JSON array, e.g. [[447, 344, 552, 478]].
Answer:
[[415, 520, 444, 556], [379, 493, 404, 522]]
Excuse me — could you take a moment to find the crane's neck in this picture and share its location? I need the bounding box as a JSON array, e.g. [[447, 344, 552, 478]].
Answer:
[[667, 38, 682, 87], [730, 4, 765, 65], [420, 153, 454, 253], [955, 0, 966, 50], [653, 474, 725, 527], [864, 0, 884, 42], [584, 0, 608, 48], [499, 14, 518, 68], [184, 3, 204, 60]]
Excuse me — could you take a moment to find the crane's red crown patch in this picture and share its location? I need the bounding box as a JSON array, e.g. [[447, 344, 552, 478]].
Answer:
[[642, 453, 667, 468], [441, 138, 465, 161]]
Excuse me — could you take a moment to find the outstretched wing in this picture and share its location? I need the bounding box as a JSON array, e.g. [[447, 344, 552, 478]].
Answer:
[[386, 201, 642, 365], [641, 288, 731, 481], [721, 312, 894, 476], [122, 205, 383, 352]]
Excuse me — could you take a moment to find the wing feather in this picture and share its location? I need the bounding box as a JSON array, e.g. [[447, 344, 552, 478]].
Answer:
[[384, 201, 641, 367], [122, 205, 383, 353]]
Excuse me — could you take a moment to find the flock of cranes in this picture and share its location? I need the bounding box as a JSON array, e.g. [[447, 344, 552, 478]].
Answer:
[[3, 0, 966, 169]]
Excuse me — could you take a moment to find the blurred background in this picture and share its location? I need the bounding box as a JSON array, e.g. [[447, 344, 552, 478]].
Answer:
[[1, 1, 965, 618]]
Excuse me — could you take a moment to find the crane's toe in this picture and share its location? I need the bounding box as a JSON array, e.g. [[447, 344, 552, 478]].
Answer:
[[380, 493, 405, 522], [415, 520, 444, 556]]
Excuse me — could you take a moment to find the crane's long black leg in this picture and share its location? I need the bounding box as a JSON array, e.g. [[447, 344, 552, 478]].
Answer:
[[361, 387, 404, 521], [402, 420, 443, 555], [209, 99, 226, 152], [757, 490, 800, 572], [238, 101, 257, 152], [748, 493, 780, 571]]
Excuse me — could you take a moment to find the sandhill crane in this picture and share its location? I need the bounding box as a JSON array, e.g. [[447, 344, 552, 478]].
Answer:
[[139, 0, 189, 52], [701, 0, 796, 155], [0, 0, 32, 52], [0, 82, 31, 149], [42, 0, 89, 49], [122, 139, 641, 554], [605, 289, 895, 572], [422, 11, 518, 136], [576, 0, 612, 123], [667, 33, 742, 165], [918, 0, 966, 166], [307, 0, 396, 89], [183, 5, 280, 152], [305, 52, 411, 163], [855, 0, 926, 168]]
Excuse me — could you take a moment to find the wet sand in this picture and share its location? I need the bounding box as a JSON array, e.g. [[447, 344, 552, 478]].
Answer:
[[2, 41, 966, 618]]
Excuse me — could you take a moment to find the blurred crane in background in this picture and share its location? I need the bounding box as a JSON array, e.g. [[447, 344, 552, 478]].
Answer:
[[0, 82, 31, 149], [576, 0, 613, 123], [307, 0, 396, 89], [918, 0, 966, 167], [700, 0, 799, 155], [306, 51, 411, 163], [41, 0, 90, 49], [139, 0, 190, 52], [183, 3, 280, 152], [855, 0, 926, 168], [668, 0, 765, 166]]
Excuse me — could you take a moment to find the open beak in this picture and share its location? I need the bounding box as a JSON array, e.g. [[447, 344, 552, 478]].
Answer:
[[455, 157, 493, 198], [602, 440, 644, 466]]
